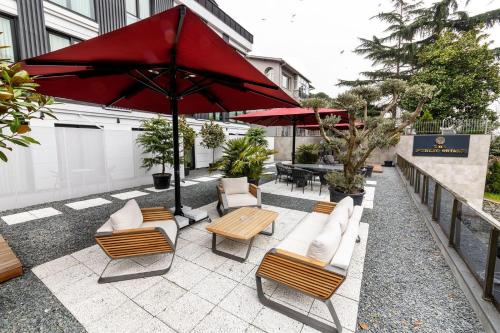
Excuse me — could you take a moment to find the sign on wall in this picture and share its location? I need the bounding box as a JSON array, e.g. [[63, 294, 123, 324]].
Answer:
[[412, 135, 470, 157]]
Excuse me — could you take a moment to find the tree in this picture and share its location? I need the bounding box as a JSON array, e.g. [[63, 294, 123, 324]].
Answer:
[[303, 80, 435, 194], [245, 127, 268, 147], [200, 120, 225, 164], [179, 116, 196, 168], [136, 116, 174, 174], [410, 30, 500, 120], [350, 85, 382, 119], [0, 61, 54, 162]]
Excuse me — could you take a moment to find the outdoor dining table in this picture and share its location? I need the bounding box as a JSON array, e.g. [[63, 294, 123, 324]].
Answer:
[[291, 163, 343, 173]]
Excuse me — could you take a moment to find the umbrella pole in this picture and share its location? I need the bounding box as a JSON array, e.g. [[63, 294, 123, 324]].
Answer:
[[292, 118, 297, 164], [172, 94, 183, 216]]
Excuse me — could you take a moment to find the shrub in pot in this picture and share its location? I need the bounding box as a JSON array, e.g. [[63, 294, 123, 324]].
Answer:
[[200, 120, 225, 167], [180, 116, 196, 175], [302, 79, 435, 205], [325, 171, 365, 205], [296, 143, 320, 164], [245, 127, 268, 147], [209, 137, 276, 185], [137, 116, 174, 189]]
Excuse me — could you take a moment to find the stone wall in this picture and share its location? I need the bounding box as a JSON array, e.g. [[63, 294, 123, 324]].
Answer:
[[274, 136, 322, 161], [396, 135, 491, 208]]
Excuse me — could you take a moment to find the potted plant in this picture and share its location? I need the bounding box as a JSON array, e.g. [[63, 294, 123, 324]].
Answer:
[[296, 143, 320, 164], [245, 127, 268, 147], [210, 136, 276, 185], [200, 120, 225, 168], [137, 116, 174, 189], [179, 116, 196, 177], [304, 79, 435, 204]]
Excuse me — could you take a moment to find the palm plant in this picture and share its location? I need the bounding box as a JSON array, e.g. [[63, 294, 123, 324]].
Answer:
[[245, 127, 268, 147], [210, 137, 276, 182]]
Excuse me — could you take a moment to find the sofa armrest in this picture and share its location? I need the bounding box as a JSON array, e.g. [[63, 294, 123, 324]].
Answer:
[[313, 201, 336, 214], [216, 184, 229, 210], [275, 248, 328, 269], [141, 208, 174, 222]]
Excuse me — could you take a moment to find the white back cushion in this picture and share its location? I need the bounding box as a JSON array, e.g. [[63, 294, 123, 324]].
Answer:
[[307, 219, 342, 262], [277, 212, 329, 256], [335, 196, 354, 217], [110, 199, 143, 230], [222, 177, 249, 195], [328, 204, 350, 234]]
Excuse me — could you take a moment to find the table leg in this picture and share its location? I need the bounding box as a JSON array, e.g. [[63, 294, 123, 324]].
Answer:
[[212, 233, 254, 262], [259, 220, 275, 236]]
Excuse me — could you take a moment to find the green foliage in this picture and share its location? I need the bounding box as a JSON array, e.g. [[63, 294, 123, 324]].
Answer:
[[324, 171, 365, 194], [410, 30, 500, 120], [296, 144, 320, 164], [490, 137, 500, 157], [200, 120, 225, 163], [136, 116, 174, 174], [245, 127, 268, 147], [0, 61, 55, 162], [419, 110, 434, 121], [210, 137, 276, 181], [179, 116, 196, 167], [486, 161, 500, 194]]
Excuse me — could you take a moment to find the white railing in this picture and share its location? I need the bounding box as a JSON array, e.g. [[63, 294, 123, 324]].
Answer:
[[405, 119, 496, 135]]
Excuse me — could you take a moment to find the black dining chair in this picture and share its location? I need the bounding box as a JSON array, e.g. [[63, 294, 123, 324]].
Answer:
[[275, 163, 293, 185], [291, 168, 314, 193], [319, 172, 328, 195]]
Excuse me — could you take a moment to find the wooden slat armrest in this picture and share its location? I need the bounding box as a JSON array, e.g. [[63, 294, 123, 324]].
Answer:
[[140, 207, 165, 212], [218, 184, 225, 193], [313, 201, 337, 214], [110, 227, 156, 235], [275, 248, 328, 269], [249, 183, 258, 197]]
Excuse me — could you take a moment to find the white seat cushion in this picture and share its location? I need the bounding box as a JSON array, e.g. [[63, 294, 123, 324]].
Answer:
[[328, 204, 350, 234], [334, 196, 354, 217], [276, 212, 329, 256], [96, 219, 113, 233], [226, 193, 258, 208], [110, 199, 143, 230], [307, 219, 342, 262], [139, 220, 178, 244], [330, 206, 363, 275], [222, 177, 249, 195]]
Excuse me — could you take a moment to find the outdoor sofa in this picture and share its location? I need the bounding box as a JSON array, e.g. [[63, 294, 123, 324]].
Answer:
[[95, 199, 179, 283], [256, 197, 363, 333], [216, 177, 261, 216]]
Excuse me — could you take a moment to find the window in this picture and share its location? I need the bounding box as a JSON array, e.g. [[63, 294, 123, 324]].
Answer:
[[282, 74, 291, 90], [49, 0, 95, 19], [126, 0, 151, 25], [264, 67, 274, 82], [48, 31, 81, 52], [0, 15, 17, 62]]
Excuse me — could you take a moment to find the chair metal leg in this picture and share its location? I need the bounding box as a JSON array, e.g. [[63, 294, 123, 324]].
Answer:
[[216, 201, 225, 217], [258, 220, 275, 236], [98, 252, 175, 284], [212, 234, 254, 262], [256, 276, 342, 333]]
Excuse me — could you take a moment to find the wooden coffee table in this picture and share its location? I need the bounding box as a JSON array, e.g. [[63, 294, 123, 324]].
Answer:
[[206, 207, 278, 262]]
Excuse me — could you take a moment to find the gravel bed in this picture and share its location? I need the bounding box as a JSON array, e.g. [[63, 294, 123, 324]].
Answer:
[[357, 168, 484, 332]]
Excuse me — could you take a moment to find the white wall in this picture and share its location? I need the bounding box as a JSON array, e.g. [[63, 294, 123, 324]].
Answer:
[[0, 102, 249, 211]]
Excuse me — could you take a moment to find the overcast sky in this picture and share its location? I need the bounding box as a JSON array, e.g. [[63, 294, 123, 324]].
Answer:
[[217, 0, 500, 98]]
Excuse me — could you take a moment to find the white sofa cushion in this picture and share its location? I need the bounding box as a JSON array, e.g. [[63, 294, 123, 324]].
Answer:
[[96, 219, 113, 233], [334, 196, 354, 217], [222, 177, 249, 195], [330, 206, 363, 275], [110, 199, 143, 230], [307, 219, 342, 262], [226, 193, 258, 208], [328, 204, 350, 234], [140, 220, 177, 244], [276, 212, 329, 256]]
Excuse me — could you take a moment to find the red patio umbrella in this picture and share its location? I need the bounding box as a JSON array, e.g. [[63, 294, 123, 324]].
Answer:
[[22, 5, 299, 215], [232, 108, 347, 163]]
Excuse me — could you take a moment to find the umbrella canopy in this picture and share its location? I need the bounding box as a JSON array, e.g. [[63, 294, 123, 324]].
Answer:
[[232, 108, 347, 163], [297, 122, 364, 129], [23, 5, 299, 215]]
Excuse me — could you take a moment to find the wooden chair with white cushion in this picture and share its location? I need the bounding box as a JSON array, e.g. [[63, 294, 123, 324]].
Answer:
[[216, 177, 261, 216], [255, 197, 363, 333], [95, 199, 178, 284]]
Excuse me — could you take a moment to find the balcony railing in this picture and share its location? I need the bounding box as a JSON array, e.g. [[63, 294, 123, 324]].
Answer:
[[194, 0, 253, 43], [396, 154, 500, 311], [404, 119, 495, 135]]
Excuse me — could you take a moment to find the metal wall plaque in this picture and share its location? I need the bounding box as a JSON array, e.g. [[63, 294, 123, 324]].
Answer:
[[412, 135, 470, 157]]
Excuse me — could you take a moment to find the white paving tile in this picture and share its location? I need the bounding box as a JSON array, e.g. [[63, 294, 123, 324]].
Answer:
[[133, 279, 186, 315], [32, 255, 80, 280], [215, 259, 256, 282], [66, 198, 112, 210], [209, 173, 223, 178], [309, 295, 359, 332], [219, 284, 263, 323], [111, 190, 149, 200], [191, 271, 238, 304], [1, 212, 37, 225], [366, 180, 377, 185], [173, 180, 198, 187], [192, 306, 249, 333], [165, 257, 211, 290], [29, 207, 62, 219], [144, 186, 173, 192], [272, 285, 315, 312], [362, 200, 374, 209], [157, 292, 215, 333], [253, 305, 303, 333], [192, 176, 218, 182]]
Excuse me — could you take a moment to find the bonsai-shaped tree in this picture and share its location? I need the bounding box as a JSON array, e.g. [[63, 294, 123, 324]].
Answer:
[[0, 59, 54, 162], [303, 79, 435, 195], [200, 120, 225, 164], [245, 127, 268, 147], [136, 116, 174, 174], [179, 116, 196, 169], [210, 136, 276, 182]]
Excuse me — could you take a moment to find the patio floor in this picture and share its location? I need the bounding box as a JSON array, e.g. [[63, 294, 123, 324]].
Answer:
[[0, 167, 485, 332]]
